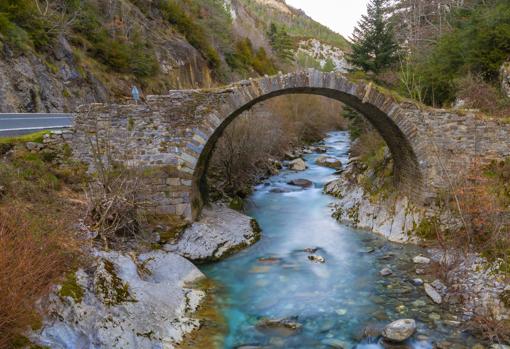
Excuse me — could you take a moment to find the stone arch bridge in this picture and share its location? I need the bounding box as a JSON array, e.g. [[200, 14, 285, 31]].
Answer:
[[72, 70, 510, 221]]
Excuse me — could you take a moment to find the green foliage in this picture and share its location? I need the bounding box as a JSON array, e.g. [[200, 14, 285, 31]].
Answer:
[[268, 22, 294, 61], [409, 0, 510, 106], [322, 58, 336, 72], [342, 106, 368, 140], [73, 4, 159, 78], [0, 0, 53, 51], [157, 0, 221, 68], [226, 38, 276, 75], [348, 0, 399, 74], [239, 0, 349, 50], [295, 51, 322, 70]]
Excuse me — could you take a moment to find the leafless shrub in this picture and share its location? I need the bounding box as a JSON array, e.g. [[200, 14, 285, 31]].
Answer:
[[84, 123, 147, 247], [456, 74, 510, 118], [208, 95, 346, 198]]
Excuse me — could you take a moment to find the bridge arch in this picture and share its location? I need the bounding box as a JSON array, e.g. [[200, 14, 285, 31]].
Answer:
[[190, 70, 425, 219]]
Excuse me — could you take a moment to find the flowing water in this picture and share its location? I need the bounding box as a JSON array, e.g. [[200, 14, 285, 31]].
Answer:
[[201, 131, 474, 349]]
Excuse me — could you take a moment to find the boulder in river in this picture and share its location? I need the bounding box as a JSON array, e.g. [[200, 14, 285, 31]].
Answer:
[[315, 156, 342, 170], [256, 317, 302, 336], [382, 319, 416, 342], [413, 256, 431, 264], [288, 158, 307, 171], [308, 255, 325, 263], [424, 283, 442, 304], [412, 278, 424, 286], [287, 179, 313, 188], [303, 247, 319, 253]]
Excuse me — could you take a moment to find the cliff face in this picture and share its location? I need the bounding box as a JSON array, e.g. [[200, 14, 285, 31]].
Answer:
[[0, 0, 349, 113]]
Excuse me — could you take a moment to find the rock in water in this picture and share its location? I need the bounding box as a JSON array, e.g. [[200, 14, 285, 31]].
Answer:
[[424, 283, 442, 304], [315, 156, 342, 170], [412, 256, 431, 264], [256, 317, 302, 336], [412, 278, 424, 286], [165, 204, 261, 262], [288, 158, 307, 171], [308, 255, 325, 263], [380, 267, 393, 276], [287, 179, 313, 188], [382, 319, 416, 342]]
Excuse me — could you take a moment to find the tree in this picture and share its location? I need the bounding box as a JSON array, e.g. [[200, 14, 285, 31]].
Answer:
[[348, 0, 399, 74], [268, 22, 294, 62]]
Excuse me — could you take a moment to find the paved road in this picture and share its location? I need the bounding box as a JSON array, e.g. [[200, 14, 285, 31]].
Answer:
[[0, 113, 73, 137]]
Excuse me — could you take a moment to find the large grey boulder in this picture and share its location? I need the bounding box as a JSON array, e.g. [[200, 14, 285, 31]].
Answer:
[[33, 251, 206, 349], [315, 156, 342, 170], [165, 204, 261, 262], [382, 319, 416, 342]]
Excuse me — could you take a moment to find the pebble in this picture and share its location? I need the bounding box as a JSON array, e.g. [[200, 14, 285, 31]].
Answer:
[[424, 283, 443, 304], [413, 256, 431, 264], [412, 278, 424, 286], [380, 267, 393, 276], [308, 255, 325, 263]]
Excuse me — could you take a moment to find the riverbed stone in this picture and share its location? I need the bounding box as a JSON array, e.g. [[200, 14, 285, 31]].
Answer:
[[412, 278, 424, 286], [382, 319, 416, 342], [308, 255, 326, 263], [424, 283, 442, 304], [380, 267, 393, 276], [413, 256, 431, 264], [288, 179, 313, 188], [256, 317, 302, 336], [164, 204, 261, 262], [288, 158, 307, 171], [316, 156, 342, 170]]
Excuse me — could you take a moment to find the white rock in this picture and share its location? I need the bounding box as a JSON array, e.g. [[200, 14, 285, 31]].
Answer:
[[308, 255, 325, 263], [165, 204, 260, 262], [413, 256, 431, 264], [288, 158, 307, 171], [33, 251, 206, 349], [424, 283, 442, 304], [382, 319, 416, 342], [380, 267, 393, 276]]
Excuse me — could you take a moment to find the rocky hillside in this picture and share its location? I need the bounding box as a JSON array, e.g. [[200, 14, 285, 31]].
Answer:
[[0, 0, 349, 113]]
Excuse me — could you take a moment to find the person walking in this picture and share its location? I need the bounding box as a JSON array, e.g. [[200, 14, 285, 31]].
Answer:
[[131, 85, 141, 104]]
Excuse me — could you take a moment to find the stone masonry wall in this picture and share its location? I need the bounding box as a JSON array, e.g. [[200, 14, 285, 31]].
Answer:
[[71, 70, 510, 221]]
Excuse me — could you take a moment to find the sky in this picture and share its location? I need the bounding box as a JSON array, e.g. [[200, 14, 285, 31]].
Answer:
[[285, 0, 370, 39]]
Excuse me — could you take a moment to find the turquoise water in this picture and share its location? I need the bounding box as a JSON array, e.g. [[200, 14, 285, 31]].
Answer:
[[202, 131, 470, 349]]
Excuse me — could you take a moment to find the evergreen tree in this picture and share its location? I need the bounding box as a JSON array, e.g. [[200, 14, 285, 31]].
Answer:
[[268, 22, 294, 62], [348, 0, 399, 74]]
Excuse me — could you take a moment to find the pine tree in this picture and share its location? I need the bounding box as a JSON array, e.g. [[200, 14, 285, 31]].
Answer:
[[348, 0, 399, 74], [268, 22, 294, 62]]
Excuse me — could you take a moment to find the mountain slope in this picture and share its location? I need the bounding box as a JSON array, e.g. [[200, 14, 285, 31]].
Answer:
[[0, 0, 349, 112]]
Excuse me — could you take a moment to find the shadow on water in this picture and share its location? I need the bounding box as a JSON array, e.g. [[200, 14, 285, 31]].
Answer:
[[200, 131, 473, 349]]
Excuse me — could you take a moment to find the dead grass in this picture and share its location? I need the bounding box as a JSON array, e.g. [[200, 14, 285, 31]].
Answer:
[[0, 205, 80, 348], [0, 144, 86, 348]]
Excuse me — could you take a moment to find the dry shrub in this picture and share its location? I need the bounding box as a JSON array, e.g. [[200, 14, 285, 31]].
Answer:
[[86, 166, 145, 246], [456, 74, 510, 118], [467, 308, 510, 344], [0, 205, 78, 348], [208, 95, 346, 197], [450, 160, 510, 265]]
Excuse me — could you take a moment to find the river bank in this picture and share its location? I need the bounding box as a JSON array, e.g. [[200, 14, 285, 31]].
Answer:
[[29, 131, 508, 349], [191, 131, 507, 349]]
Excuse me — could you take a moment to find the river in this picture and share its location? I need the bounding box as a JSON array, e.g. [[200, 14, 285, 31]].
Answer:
[[201, 131, 474, 349]]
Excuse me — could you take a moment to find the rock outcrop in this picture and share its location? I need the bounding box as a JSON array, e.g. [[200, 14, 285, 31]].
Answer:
[[500, 61, 510, 98], [164, 204, 261, 262], [32, 251, 206, 349]]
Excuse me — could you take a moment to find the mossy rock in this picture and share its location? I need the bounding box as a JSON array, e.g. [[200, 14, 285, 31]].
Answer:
[[229, 196, 244, 211], [59, 272, 84, 303]]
